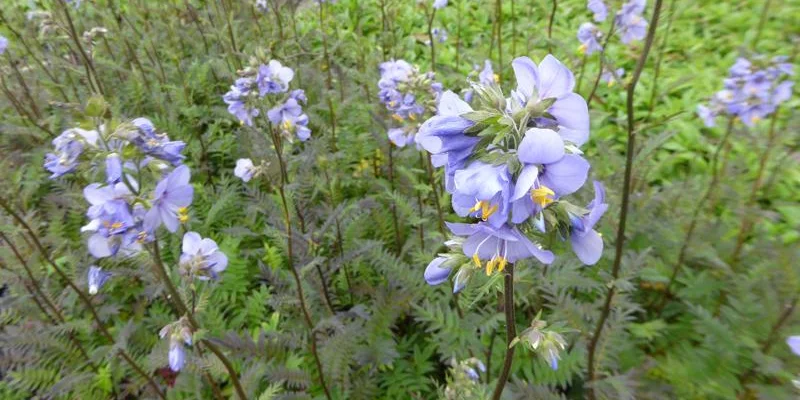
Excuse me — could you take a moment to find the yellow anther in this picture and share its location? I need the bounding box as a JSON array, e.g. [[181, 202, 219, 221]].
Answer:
[[493, 73, 500, 83], [408, 113, 417, 122], [485, 258, 496, 276], [388, 101, 397, 107], [282, 119, 294, 131], [751, 116, 761, 123], [496, 256, 507, 273], [472, 253, 482, 268], [469, 200, 498, 221], [607, 79, 616, 88], [110, 222, 123, 230], [391, 114, 404, 122], [531, 186, 555, 208], [578, 44, 588, 54], [177, 207, 189, 224]]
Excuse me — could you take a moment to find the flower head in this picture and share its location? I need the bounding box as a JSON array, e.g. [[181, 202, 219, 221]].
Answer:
[[223, 78, 260, 126], [788, 336, 800, 356], [0, 36, 8, 54], [433, 0, 448, 9], [577, 23, 603, 55], [615, 0, 648, 44], [144, 165, 194, 233], [256, 60, 294, 96], [128, 118, 186, 165], [44, 128, 99, 179], [587, 0, 607, 21], [569, 181, 608, 265], [267, 98, 311, 141], [179, 232, 228, 280], [234, 158, 257, 182], [160, 318, 192, 372]]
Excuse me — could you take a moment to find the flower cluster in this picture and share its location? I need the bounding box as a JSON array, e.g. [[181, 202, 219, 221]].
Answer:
[[697, 55, 794, 127], [159, 318, 192, 372], [421, 55, 608, 294], [510, 315, 569, 370], [223, 60, 311, 142], [44, 128, 99, 178], [579, 0, 647, 49], [378, 59, 444, 147], [443, 358, 486, 399]]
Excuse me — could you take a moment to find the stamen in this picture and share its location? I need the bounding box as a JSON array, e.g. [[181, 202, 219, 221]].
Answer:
[[531, 186, 555, 208]]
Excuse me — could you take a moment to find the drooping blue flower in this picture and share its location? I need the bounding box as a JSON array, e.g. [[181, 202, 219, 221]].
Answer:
[[577, 23, 603, 55], [105, 153, 122, 184], [478, 60, 497, 86], [267, 98, 311, 141], [234, 158, 256, 182], [451, 161, 513, 228], [569, 181, 608, 265], [388, 127, 415, 148], [256, 60, 294, 96], [424, 256, 454, 286], [587, 0, 608, 22], [615, 0, 648, 44], [223, 77, 260, 126], [83, 199, 141, 258], [511, 55, 590, 147], [447, 222, 555, 278], [144, 165, 193, 233], [87, 266, 111, 295], [128, 118, 186, 165], [417, 91, 478, 191], [160, 321, 192, 372], [179, 232, 228, 280], [44, 128, 99, 179]]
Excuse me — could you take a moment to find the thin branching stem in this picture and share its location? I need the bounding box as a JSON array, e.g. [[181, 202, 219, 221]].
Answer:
[[586, 2, 664, 398], [547, 0, 557, 54]]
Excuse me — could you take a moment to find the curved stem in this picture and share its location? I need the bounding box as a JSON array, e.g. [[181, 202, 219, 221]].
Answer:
[[0, 198, 166, 400], [586, 1, 664, 398], [149, 240, 248, 400], [268, 127, 334, 400], [318, 3, 338, 152], [427, 8, 437, 73], [547, 0, 558, 54], [491, 264, 516, 400], [586, 21, 617, 108]]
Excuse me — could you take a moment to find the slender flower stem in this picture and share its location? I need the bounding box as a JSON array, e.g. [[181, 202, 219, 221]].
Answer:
[[496, 0, 503, 78], [655, 117, 735, 315], [423, 153, 447, 237], [58, 0, 105, 96], [455, 1, 463, 70], [576, 53, 589, 93], [646, 0, 677, 118], [0, 198, 166, 400], [6, 53, 41, 119], [149, 239, 248, 400], [547, 0, 558, 54], [586, 2, 664, 398], [318, 3, 338, 152], [427, 7, 437, 73], [729, 110, 780, 268], [753, 0, 772, 48], [586, 21, 617, 108], [268, 127, 334, 400], [490, 264, 516, 400], [387, 143, 403, 255]]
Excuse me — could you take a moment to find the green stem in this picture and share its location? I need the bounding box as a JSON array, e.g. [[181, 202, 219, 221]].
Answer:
[[490, 264, 516, 400]]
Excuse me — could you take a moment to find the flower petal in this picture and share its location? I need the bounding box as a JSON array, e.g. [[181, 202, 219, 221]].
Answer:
[[512, 57, 539, 100], [537, 55, 575, 99], [517, 128, 565, 165]]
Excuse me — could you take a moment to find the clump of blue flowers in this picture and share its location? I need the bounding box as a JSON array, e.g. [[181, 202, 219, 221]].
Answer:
[[223, 59, 310, 142], [697, 55, 794, 127], [420, 54, 608, 294], [578, 0, 648, 51], [378, 59, 444, 147]]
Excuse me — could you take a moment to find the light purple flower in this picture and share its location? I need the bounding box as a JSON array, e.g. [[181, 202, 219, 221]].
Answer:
[[160, 321, 192, 372], [105, 153, 122, 184], [87, 266, 111, 295], [256, 60, 294, 96], [577, 23, 603, 55], [448, 222, 555, 273], [388, 127, 414, 148], [223, 78, 260, 126], [83, 199, 141, 258], [570, 181, 608, 265], [44, 128, 99, 179], [234, 158, 256, 182], [615, 0, 648, 44], [451, 162, 512, 228], [424, 256, 454, 286], [600, 67, 625, 87], [0, 36, 8, 55], [478, 60, 496, 86], [145, 165, 193, 233], [267, 98, 311, 141], [129, 118, 186, 165], [587, 0, 607, 21], [179, 232, 228, 280], [511, 55, 590, 147], [433, 0, 448, 9]]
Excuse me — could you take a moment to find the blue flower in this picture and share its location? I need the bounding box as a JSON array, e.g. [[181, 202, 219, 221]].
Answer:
[[424, 256, 455, 286], [87, 266, 111, 295], [144, 165, 194, 233], [179, 232, 228, 280], [788, 336, 800, 356], [234, 158, 256, 182], [129, 118, 186, 165], [511, 55, 590, 146], [577, 23, 603, 55], [0, 36, 8, 55], [223, 78, 260, 126], [44, 128, 99, 179], [615, 0, 648, 44], [160, 320, 192, 372], [587, 0, 608, 21], [569, 181, 608, 265], [256, 60, 294, 96], [105, 153, 122, 184], [83, 199, 141, 258], [433, 0, 448, 9], [267, 98, 311, 141], [451, 162, 513, 228]]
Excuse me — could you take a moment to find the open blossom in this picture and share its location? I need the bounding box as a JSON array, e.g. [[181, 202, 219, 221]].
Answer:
[[511, 55, 590, 146], [788, 336, 800, 356], [570, 181, 608, 265], [430, 28, 448, 44], [433, 0, 448, 9], [128, 118, 185, 165], [601, 67, 625, 87], [44, 128, 99, 179], [577, 23, 603, 55], [234, 158, 256, 182], [615, 0, 648, 44], [145, 165, 193, 233], [256, 60, 294, 95], [587, 0, 607, 21], [451, 162, 512, 228], [0, 36, 8, 54], [223, 78, 259, 126], [378, 59, 443, 147], [83, 197, 142, 258], [267, 97, 311, 141], [87, 266, 111, 295], [179, 232, 228, 280]]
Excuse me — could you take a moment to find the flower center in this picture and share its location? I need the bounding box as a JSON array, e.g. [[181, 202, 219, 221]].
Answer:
[[531, 186, 555, 208], [468, 200, 499, 221]]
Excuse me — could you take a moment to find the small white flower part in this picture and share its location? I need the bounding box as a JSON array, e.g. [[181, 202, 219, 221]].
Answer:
[[234, 158, 256, 182], [87, 266, 111, 295]]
